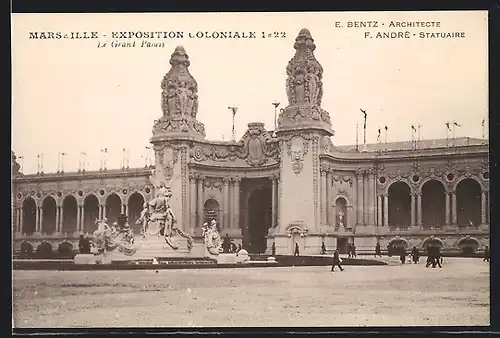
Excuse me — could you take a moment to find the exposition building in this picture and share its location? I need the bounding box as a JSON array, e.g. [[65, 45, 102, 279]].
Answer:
[[12, 29, 490, 256]]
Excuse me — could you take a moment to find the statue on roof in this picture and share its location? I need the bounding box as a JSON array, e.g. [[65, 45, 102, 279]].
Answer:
[[11, 151, 21, 177], [153, 46, 206, 140], [278, 29, 332, 131], [161, 46, 199, 118]]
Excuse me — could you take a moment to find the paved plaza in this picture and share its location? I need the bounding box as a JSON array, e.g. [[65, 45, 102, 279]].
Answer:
[[13, 258, 489, 328]]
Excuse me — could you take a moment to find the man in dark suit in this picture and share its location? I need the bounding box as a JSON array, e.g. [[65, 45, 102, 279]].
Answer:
[[331, 249, 344, 272]]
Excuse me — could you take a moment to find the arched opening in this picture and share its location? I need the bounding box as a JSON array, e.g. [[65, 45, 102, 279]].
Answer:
[[42, 197, 57, 234], [422, 238, 443, 254], [22, 198, 36, 235], [456, 179, 481, 226], [83, 195, 100, 234], [36, 242, 53, 257], [57, 241, 74, 256], [388, 182, 411, 227], [128, 193, 145, 235], [335, 197, 348, 227], [204, 198, 221, 225], [457, 238, 480, 255], [387, 239, 408, 256], [20, 241, 33, 256], [247, 186, 272, 254], [421, 180, 446, 226], [105, 194, 122, 225], [62, 195, 78, 234]]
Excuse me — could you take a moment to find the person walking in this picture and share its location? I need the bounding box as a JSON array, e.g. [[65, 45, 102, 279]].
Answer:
[[484, 246, 490, 262], [352, 244, 357, 258], [294, 243, 300, 257], [271, 241, 276, 256], [375, 242, 382, 257], [321, 242, 326, 255], [411, 246, 420, 264], [331, 249, 344, 272]]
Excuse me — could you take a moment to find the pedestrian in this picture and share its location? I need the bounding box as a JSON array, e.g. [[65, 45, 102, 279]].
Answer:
[[483, 246, 490, 262], [425, 246, 435, 268], [399, 247, 406, 264], [321, 242, 326, 255], [411, 246, 420, 264], [352, 244, 357, 258], [271, 241, 276, 256], [294, 243, 300, 257], [347, 243, 352, 258], [375, 242, 382, 257], [331, 249, 344, 272], [78, 234, 91, 254], [433, 247, 443, 268]]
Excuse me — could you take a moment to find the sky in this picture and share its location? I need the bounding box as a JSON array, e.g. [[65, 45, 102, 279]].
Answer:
[[11, 11, 488, 174]]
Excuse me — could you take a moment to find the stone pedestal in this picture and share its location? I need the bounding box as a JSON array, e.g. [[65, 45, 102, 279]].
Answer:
[[74, 254, 99, 265]]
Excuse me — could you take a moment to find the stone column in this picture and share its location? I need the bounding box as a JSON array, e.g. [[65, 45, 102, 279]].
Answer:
[[234, 177, 241, 230], [481, 191, 487, 224], [416, 193, 422, 226], [121, 203, 125, 214], [356, 170, 364, 225], [102, 204, 107, 219], [271, 175, 277, 228], [326, 171, 333, 225], [363, 173, 369, 225], [35, 206, 40, 233], [39, 207, 44, 233], [76, 205, 81, 232], [223, 177, 230, 229], [445, 192, 450, 225], [451, 192, 457, 224], [377, 195, 383, 226], [189, 174, 197, 229], [98, 205, 103, 220], [55, 206, 60, 232], [20, 207, 24, 233], [383, 194, 389, 226], [197, 175, 205, 225], [320, 169, 327, 225], [368, 171, 375, 225], [410, 194, 416, 226], [81, 206, 85, 233], [60, 207, 65, 233]]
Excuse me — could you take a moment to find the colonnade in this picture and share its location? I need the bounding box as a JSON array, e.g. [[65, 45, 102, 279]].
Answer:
[[188, 173, 279, 231]]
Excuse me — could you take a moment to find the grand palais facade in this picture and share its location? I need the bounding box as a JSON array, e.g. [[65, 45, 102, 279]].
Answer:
[[12, 29, 490, 256]]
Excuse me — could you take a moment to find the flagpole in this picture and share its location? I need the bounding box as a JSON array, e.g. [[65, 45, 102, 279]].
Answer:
[[272, 101, 280, 131], [417, 124, 422, 150], [18, 156, 24, 173], [228, 106, 238, 142], [356, 124, 359, 152]]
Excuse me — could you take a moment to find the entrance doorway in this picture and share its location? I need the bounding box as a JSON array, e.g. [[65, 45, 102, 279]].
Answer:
[[247, 186, 272, 254], [337, 237, 348, 254]]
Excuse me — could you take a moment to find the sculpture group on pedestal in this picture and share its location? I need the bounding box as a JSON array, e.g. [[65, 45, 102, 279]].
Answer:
[[137, 187, 193, 251], [202, 219, 223, 255], [90, 215, 137, 257]]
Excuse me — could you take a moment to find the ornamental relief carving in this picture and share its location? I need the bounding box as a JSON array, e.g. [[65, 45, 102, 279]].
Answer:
[[190, 123, 280, 167], [376, 160, 489, 193], [284, 135, 311, 174]]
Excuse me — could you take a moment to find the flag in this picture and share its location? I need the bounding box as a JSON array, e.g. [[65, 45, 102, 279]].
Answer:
[[445, 122, 451, 131], [481, 119, 485, 127], [81, 152, 87, 155], [377, 128, 381, 141], [411, 125, 416, 132], [384, 125, 388, 131], [228, 107, 238, 116], [454, 122, 461, 127], [61, 152, 67, 155]]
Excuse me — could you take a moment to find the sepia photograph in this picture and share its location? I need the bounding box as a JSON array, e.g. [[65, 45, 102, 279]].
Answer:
[[11, 10, 490, 329]]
